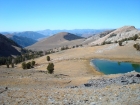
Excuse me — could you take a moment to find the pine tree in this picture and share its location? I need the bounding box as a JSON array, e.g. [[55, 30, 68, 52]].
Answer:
[[47, 63, 54, 74], [119, 41, 122, 46], [22, 62, 26, 69], [47, 56, 50, 61], [31, 61, 35, 66], [26, 62, 31, 69], [134, 34, 138, 41]]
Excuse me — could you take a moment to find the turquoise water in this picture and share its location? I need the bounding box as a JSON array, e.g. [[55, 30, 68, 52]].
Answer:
[[92, 59, 140, 74]]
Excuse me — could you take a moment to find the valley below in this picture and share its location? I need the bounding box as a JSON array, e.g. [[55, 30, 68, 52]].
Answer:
[[0, 39, 140, 105]]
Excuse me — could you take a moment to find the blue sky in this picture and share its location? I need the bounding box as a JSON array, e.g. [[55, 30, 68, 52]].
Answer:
[[0, 0, 140, 31]]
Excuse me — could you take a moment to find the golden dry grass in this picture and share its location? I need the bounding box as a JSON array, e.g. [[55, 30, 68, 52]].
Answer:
[[1, 40, 140, 88]]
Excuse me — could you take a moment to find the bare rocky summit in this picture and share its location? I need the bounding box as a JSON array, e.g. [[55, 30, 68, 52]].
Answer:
[[82, 30, 114, 44], [89, 26, 140, 45]]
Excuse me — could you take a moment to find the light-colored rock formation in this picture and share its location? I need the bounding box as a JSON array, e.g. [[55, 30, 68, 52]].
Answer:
[[89, 26, 140, 45], [82, 30, 114, 45]]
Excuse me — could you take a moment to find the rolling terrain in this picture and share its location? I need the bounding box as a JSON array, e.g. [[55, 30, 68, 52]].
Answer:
[[37, 29, 107, 37], [82, 30, 115, 44], [27, 32, 85, 51], [0, 37, 140, 104], [0, 26, 140, 104], [27, 26, 140, 51]]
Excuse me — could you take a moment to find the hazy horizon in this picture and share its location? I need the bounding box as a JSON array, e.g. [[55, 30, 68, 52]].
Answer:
[[0, 0, 140, 32]]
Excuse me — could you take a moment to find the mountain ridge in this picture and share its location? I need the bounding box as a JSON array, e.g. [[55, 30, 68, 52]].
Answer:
[[0, 33, 22, 57], [12, 31, 45, 40], [89, 26, 140, 45], [27, 32, 84, 51], [5, 35, 37, 47], [37, 29, 109, 37]]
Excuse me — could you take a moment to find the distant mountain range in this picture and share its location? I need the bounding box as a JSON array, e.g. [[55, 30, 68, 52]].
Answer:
[[0, 32, 11, 35], [0, 26, 139, 56], [37, 29, 108, 37], [1, 29, 110, 40], [12, 31, 46, 40], [6, 35, 37, 47], [0, 33, 22, 57]]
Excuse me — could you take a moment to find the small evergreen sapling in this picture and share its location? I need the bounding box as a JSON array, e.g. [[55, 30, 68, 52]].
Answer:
[[47, 63, 54, 74]]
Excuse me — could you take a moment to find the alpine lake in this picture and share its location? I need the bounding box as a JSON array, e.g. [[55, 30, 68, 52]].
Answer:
[[91, 59, 140, 75]]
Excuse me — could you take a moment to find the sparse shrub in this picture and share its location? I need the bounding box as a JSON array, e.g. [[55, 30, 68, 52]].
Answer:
[[134, 34, 138, 41], [65, 45, 69, 49], [133, 43, 140, 51], [45, 51, 50, 55], [61, 46, 69, 50], [135, 44, 140, 51], [31, 61, 35, 66], [61, 47, 65, 50], [101, 41, 105, 45], [47, 63, 54, 74], [106, 41, 111, 44], [119, 41, 122, 46], [109, 33, 117, 38], [79, 44, 82, 47], [22, 62, 26, 69], [26, 62, 31, 69], [76, 45, 79, 47], [47, 56, 50, 61], [133, 44, 137, 48], [115, 41, 118, 43]]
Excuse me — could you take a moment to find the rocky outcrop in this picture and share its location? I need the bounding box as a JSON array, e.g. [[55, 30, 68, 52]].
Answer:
[[89, 26, 140, 45], [81, 72, 140, 88], [1, 71, 140, 105], [105, 26, 140, 42], [82, 30, 114, 44]]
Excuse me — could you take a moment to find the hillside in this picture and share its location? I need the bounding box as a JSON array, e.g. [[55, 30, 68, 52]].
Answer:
[[0, 26, 140, 104], [82, 30, 115, 44], [6, 35, 37, 47], [12, 31, 45, 40], [27, 32, 85, 51], [1, 37, 140, 104], [89, 26, 140, 45], [0, 34, 22, 57]]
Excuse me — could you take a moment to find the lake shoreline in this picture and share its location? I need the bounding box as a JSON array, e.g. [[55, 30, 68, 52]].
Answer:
[[90, 58, 140, 75]]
